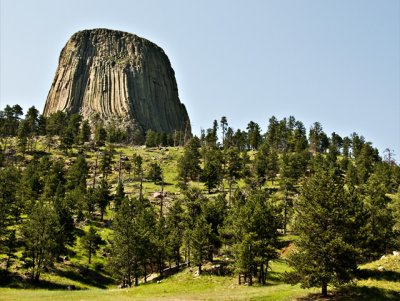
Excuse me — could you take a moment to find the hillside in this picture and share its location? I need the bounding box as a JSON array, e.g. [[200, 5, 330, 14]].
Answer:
[[0, 110, 400, 300]]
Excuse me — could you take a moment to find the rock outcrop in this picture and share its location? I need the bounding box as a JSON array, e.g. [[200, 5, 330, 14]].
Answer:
[[43, 28, 191, 135]]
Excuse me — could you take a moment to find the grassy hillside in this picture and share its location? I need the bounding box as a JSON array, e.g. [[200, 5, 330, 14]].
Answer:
[[0, 260, 318, 301], [1, 254, 400, 300], [1, 138, 399, 301]]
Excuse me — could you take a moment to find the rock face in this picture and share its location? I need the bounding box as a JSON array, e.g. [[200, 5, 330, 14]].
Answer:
[[43, 28, 191, 135]]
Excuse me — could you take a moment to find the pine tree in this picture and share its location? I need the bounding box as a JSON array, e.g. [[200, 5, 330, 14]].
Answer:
[[66, 155, 88, 191], [191, 215, 212, 274], [229, 190, 280, 285], [114, 181, 125, 209], [358, 175, 395, 260], [22, 201, 60, 282], [80, 226, 104, 264], [146, 162, 163, 184], [97, 179, 111, 221], [0, 166, 21, 259], [79, 120, 91, 144], [286, 169, 362, 297], [178, 137, 202, 182], [165, 199, 185, 266], [109, 197, 155, 286]]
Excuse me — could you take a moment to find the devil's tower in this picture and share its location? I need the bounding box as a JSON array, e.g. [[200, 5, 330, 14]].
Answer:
[[43, 28, 191, 135]]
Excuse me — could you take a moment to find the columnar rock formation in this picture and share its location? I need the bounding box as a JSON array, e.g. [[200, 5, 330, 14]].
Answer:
[[43, 28, 191, 135]]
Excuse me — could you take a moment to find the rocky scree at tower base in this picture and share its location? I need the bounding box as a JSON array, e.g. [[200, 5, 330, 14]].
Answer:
[[43, 28, 191, 137]]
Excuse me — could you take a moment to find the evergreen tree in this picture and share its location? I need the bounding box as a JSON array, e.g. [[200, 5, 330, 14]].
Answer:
[[228, 190, 280, 285], [358, 175, 395, 260], [247, 121, 262, 150], [97, 179, 111, 221], [202, 148, 222, 194], [165, 199, 185, 266], [100, 146, 115, 179], [94, 125, 107, 146], [46, 111, 67, 136], [178, 137, 202, 182], [146, 162, 163, 184], [309, 122, 329, 153], [66, 155, 88, 191], [79, 120, 91, 144], [132, 153, 143, 180], [191, 215, 212, 274], [114, 181, 125, 210], [220, 116, 228, 147], [145, 129, 159, 147], [0, 166, 21, 257], [80, 226, 104, 264], [109, 197, 155, 286], [202, 193, 227, 259], [43, 159, 66, 199], [17, 119, 30, 153], [286, 169, 362, 297], [22, 201, 61, 282]]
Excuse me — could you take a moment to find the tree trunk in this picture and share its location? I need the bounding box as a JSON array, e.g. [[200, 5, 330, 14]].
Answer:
[[228, 178, 233, 206], [139, 172, 143, 200], [93, 154, 98, 188], [322, 282, 328, 297], [283, 195, 288, 235], [259, 263, 265, 285], [198, 264, 202, 275]]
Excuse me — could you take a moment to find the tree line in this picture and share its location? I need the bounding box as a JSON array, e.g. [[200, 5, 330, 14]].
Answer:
[[0, 105, 399, 297]]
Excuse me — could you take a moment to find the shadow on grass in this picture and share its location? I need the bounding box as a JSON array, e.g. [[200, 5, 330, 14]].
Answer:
[[0, 270, 78, 290], [357, 268, 400, 282], [0, 265, 115, 290], [55, 265, 115, 289], [296, 286, 400, 301]]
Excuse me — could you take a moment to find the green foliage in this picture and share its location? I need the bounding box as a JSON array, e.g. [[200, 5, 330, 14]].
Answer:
[[191, 215, 212, 274], [109, 197, 156, 286], [246, 121, 262, 150], [78, 120, 91, 144], [80, 226, 104, 264], [358, 175, 396, 260], [66, 155, 88, 191], [202, 147, 222, 193], [145, 129, 159, 147], [286, 169, 362, 297], [114, 181, 125, 209], [0, 166, 21, 253], [178, 137, 202, 182], [22, 201, 61, 282], [96, 179, 111, 221], [0, 105, 399, 299], [227, 190, 281, 285], [100, 146, 115, 179], [146, 161, 163, 184]]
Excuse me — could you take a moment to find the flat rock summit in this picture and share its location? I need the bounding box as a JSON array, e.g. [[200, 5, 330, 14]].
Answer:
[[43, 28, 191, 135]]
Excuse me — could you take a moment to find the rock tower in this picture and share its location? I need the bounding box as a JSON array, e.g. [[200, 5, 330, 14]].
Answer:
[[43, 28, 191, 135]]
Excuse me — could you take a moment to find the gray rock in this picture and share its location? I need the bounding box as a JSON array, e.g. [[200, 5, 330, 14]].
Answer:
[[43, 28, 191, 136]]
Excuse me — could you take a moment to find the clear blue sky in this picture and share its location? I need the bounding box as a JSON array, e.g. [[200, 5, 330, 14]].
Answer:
[[1, 0, 399, 155]]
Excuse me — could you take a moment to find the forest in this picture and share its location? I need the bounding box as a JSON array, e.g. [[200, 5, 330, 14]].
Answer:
[[0, 104, 399, 299]]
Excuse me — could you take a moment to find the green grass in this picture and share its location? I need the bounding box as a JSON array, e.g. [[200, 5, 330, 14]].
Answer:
[[0, 261, 317, 301]]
